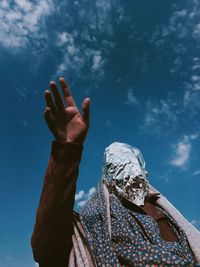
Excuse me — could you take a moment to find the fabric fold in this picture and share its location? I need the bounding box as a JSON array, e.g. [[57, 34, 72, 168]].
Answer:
[[69, 183, 199, 266]]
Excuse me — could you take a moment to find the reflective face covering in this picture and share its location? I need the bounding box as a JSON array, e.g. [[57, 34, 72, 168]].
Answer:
[[102, 142, 149, 206]]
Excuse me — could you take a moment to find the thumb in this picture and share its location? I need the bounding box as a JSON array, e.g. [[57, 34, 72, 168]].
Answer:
[[82, 98, 90, 125]]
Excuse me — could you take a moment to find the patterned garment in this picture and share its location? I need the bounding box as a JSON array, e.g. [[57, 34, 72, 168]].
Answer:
[[80, 182, 195, 266]]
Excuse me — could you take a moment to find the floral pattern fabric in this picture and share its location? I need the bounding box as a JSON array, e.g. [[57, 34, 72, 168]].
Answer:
[[80, 183, 195, 266]]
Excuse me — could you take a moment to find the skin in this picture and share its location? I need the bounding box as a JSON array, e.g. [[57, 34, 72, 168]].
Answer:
[[44, 77, 90, 144]]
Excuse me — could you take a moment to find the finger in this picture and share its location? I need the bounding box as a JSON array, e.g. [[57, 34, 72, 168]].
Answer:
[[59, 77, 78, 109], [49, 81, 65, 110], [44, 107, 57, 134], [44, 107, 54, 125], [82, 98, 90, 125], [45, 90, 57, 113]]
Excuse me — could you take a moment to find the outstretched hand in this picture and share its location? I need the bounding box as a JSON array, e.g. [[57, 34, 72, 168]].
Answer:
[[44, 77, 90, 145]]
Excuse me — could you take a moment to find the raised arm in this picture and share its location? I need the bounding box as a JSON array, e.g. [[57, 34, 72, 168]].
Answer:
[[31, 78, 90, 267]]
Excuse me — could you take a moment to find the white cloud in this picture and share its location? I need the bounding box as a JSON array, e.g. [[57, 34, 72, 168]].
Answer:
[[53, 0, 125, 80], [183, 88, 200, 110], [55, 44, 84, 77], [1, 0, 9, 8], [165, 4, 198, 40], [192, 23, 200, 40], [91, 51, 104, 73], [170, 134, 199, 168], [0, 0, 53, 49], [57, 31, 78, 56], [88, 187, 96, 197], [150, 1, 200, 75], [15, 0, 33, 12], [75, 190, 84, 201], [57, 63, 67, 74], [149, 1, 200, 122], [192, 169, 200, 176], [77, 200, 87, 208], [189, 133, 199, 140], [168, 9, 188, 37], [142, 95, 179, 135], [192, 57, 200, 71], [75, 187, 96, 208], [57, 32, 73, 46], [170, 139, 191, 167], [94, 0, 112, 33], [55, 32, 105, 79], [187, 74, 200, 92], [183, 57, 200, 110], [126, 88, 138, 107]]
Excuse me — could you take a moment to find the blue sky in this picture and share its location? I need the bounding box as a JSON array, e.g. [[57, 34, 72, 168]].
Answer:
[[0, 0, 200, 266]]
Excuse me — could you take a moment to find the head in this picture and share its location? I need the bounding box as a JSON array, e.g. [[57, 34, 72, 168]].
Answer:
[[102, 142, 149, 206]]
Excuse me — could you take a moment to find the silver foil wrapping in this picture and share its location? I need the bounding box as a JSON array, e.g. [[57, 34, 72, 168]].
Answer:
[[102, 142, 149, 206]]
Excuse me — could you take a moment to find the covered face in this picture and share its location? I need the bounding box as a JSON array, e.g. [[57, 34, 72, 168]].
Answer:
[[102, 142, 149, 206]]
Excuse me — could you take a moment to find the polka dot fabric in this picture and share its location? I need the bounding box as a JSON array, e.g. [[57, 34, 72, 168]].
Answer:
[[80, 183, 195, 266]]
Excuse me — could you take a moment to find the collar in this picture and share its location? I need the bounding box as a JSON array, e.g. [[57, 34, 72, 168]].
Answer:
[[120, 193, 160, 215]]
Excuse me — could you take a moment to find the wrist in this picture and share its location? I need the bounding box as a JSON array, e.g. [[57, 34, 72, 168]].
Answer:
[[54, 131, 87, 145], [55, 138, 83, 146], [54, 139, 82, 146], [52, 140, 83, 161]]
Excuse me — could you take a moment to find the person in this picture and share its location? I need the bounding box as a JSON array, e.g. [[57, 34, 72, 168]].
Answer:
[[31, 78, 200, 267]]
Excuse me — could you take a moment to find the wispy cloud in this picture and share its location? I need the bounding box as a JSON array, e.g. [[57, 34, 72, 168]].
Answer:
[[0, 0, 53, 50], [170, 138, 191, 168], [192, 169, 200, 176], [53, 0, 126, 82], [75, 187, 96, 208], [14, 87, 28, 101], [141, 94, 179, 135], [125, 88, 139, 107], [183, 88, 200, 113], [56, 38, 106, 80], [170, 134, 199, 169], [151, 1, 200, 48], [183, 57, 200, 112], [150, 1, 200, 77], [91, 51, 104, 74], [156, 169, 173, 183], [147, 1, 200, 134], [75, 190, 84, 201], [56, 31, 78, 55]]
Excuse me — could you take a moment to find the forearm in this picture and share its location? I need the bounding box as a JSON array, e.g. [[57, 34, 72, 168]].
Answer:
[[31, 141, 83, 266]]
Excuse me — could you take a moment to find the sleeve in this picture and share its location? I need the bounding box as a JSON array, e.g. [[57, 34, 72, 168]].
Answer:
[[31, 140, 83, 267]]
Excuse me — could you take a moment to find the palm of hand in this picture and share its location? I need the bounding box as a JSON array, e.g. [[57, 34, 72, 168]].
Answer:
[[44, 78, 90, 144]]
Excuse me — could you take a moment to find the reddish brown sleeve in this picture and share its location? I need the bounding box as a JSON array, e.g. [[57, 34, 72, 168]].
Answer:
[[31, 141, 83, 267], [143, 201, 179, 242]]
